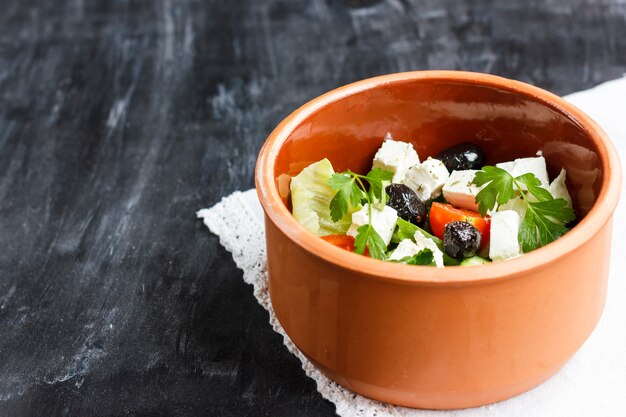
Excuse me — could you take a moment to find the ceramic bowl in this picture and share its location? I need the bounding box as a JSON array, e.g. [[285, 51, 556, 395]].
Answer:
[[255, 71, 621, 409]]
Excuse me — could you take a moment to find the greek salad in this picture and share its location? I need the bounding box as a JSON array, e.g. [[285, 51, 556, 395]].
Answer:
[[289, 134, 576, 267]]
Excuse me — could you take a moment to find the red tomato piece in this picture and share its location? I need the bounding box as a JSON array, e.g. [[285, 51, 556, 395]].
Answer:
[[320, 235, 369, 256], [429, 202, 490, 248]]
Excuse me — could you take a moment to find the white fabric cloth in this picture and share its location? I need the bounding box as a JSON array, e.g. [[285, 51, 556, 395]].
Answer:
[[197, 77, 626, 417]]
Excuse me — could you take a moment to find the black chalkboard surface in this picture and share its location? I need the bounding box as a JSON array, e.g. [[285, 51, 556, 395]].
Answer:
[[1, 1, 625, 416]]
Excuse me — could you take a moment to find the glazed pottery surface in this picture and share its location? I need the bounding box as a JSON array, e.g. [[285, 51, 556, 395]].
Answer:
[[255, 71, 621, 409]]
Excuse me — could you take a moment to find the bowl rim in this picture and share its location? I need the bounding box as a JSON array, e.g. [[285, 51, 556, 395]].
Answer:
[[255, 70, 622, 285]]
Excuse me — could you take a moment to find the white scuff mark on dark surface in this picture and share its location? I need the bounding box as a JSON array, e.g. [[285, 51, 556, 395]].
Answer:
[[106, 97, 128, 130], [42, 308, 118, 387], [183, 14, 194, 54], [162, 0, 175, 62], [211, 84, 237, 119], [0, 285, 16, 310], [260, 5, 279, 78]]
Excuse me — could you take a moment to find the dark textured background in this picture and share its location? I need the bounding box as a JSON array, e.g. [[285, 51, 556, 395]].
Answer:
[[0, 0, 625, 415]]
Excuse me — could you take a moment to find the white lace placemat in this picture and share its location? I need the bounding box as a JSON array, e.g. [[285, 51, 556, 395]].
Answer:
[[197, 77, 626, 417]]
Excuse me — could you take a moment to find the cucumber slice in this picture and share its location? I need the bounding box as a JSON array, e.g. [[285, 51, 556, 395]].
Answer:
[[290, 159, 358, 236], [460, 256, 491, 266]]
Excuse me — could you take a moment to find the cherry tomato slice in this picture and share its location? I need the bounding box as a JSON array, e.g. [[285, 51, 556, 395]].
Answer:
[[429, 202, 490, 248], [320, 235, 369, 256]]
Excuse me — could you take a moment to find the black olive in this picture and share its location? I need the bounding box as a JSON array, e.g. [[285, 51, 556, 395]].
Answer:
[[443, 221, 481, 260], [385, 184, 427, 226], [436, 142, 486, 172]]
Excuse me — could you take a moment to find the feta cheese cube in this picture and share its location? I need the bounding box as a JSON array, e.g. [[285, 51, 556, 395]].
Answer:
[[388, 239, 421, 261], [489, 210, 522, 261], [346, 204, 398, 246], [496, 156, 550, 187], [498, 195, 527, 219], [414, 232, 444, 268], [402, 157, 450, 201], [387, 235, 444, 268], [442, 170, 483, 212], [372, 136, 420, 183], [549, 168, 573, 207], [496, 160, 516, 172]]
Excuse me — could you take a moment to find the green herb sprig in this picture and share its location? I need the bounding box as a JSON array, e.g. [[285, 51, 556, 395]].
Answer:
[[472, 166, 575, 252], [390, 249, 436, 266], [391, 218, 460, 266], [328, 168, 393, 260]]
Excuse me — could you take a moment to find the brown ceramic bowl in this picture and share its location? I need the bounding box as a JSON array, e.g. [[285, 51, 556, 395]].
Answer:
[[255, 71, 621, 409]]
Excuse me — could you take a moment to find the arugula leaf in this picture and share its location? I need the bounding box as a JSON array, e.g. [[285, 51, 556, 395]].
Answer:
[[473, 166, 516, 216], [354, 224, 387, 260], [391, 249, 436, 266], [514, 173, 553, 202], [519, 198, 575, 252]]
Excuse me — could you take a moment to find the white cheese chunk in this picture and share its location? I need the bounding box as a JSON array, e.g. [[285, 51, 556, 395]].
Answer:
[[346, 204, 398, 246], [549, 168, 573, 207], [402, 157, 450, 201], [387, 235, 444, 268], [371, 136, 420, 183], [489, 210, 522, 261], [496, 160, 516, 172], [498, 195, 527, 219], [496, 156, 550, 187], [442, 170, 483, 212], [414, 232, 444, 268], [388, 239, 421, 261]]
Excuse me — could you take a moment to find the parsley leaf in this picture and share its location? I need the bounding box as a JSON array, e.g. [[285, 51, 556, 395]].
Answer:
[[365, 168, 394, 205], [329, 190, 349, 222], [327, 172, 353, 192], [391, 249, 435, 266], [473, 166, 516, 216], [473, 165, 577, 252], [514, 173, 553, 202], [328, 173, 365, 221], [328, 168, 394, 258], [519, 199, 575, 252], [354, 224, 387, 260]]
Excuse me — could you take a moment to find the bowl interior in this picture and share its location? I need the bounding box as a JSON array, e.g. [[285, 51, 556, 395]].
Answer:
[[274, 78, 603, 217]]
